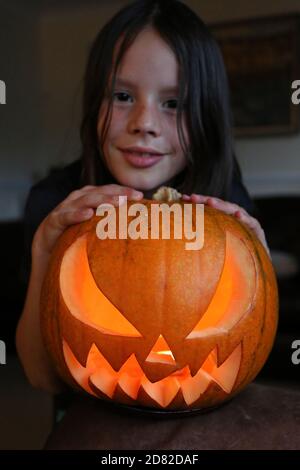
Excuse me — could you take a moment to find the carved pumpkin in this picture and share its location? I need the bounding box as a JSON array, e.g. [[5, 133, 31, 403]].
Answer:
[[40, 193, 278, 412]]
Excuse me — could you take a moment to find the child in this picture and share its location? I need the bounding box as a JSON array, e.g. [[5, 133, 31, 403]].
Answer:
[[16, 0, 269, 394]]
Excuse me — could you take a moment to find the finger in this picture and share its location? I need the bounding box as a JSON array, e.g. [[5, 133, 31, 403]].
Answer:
[[47, 207, 93, 233], [39, 208, 93, 255], [207, 197, 242, 215], [64, 185, 97, 203], [235, 211, 261, 230], [74, 192, 132, 210], [64, 185, 143, 206], [190, 194, 210, 203]]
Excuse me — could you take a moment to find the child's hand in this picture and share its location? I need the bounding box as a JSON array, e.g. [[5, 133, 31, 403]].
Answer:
[[33, 184, 143, 257], [182, 194, 270, 258]]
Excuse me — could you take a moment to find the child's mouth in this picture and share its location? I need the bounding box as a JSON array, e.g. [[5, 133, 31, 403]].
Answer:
[[120, 150, 164, 169]]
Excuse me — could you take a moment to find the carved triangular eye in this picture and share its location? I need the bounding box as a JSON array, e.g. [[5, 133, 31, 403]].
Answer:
[[60, 235, 142, 337], [187, 231, 256, 339]]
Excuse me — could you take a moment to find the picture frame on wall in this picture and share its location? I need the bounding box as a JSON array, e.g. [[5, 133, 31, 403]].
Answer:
[[211, 14, 300, 137]]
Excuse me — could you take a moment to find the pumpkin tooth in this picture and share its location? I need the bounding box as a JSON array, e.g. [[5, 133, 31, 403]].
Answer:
[[85, 344, 120, 398], [118, 372, 141, 400], [180, 368, 211, 405], [62, 340, 97, 396], [140, 375, 181, 408], [209, 343, 242, 393], [89, 368, 118, 398], [117, 354, 143, 399]]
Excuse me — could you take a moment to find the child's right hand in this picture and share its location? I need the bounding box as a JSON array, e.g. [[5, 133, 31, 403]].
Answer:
[[32, 184, 143, 258]]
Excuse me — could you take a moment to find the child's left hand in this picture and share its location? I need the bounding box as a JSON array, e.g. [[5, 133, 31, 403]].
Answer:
[[182, 194, 270, 258]]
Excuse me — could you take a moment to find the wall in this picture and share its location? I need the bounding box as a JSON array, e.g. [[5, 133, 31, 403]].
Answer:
[[0, 1, 126, 220], [0, 2, 42, 219], [188, 0, 300, 22], [187, 0, 300, 196], [38, 1, 126, 173]]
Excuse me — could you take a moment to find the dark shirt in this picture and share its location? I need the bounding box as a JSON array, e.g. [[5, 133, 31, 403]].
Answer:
[[20, 158, 255, 288]]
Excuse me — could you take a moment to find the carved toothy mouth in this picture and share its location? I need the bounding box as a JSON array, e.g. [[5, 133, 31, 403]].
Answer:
[[63, 340, 242, 408]]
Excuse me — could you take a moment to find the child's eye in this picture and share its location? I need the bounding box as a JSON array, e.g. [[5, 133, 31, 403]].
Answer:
[[113, 92, 132, 102], [164, 99, 178, 110]]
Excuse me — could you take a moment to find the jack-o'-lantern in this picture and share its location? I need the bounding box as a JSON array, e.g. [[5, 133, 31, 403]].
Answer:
[[40, 188, 278, 412]]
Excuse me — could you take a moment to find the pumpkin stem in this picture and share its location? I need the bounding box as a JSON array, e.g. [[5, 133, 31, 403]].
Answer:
[[152, 186, 182, 202]]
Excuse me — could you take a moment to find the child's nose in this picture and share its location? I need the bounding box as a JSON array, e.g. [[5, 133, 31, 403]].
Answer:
[[128, 104, 161, 136]]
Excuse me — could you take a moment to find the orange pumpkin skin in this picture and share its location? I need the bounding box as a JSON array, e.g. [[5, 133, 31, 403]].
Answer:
[[40, 199, 278, 411]]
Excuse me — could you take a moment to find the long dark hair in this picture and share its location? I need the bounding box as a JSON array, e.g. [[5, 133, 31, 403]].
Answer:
[[80, 0, 234, 198]]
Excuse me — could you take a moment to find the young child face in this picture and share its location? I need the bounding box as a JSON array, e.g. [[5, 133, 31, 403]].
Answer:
[[97, 27, 188, 193]]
